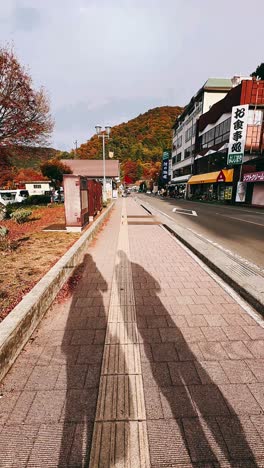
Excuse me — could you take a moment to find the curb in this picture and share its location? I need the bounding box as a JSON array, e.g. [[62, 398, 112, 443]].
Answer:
[[139, 200, 264, 316], [0, 202, 115, 382]]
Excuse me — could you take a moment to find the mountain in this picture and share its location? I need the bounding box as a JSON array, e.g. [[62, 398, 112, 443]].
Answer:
[[0, 146, 62, 188], [77, 106, 183, 163], [0, 146, 60, 170]]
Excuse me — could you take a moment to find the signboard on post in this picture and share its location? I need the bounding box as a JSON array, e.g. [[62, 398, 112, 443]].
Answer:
[[235, 181, 247, 202], [161, 150, 170, 183], [227, 105, 249, 165], [224, 187, 233, 200]]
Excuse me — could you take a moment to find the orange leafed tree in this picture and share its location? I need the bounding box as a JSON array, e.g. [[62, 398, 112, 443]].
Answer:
[[0, 46, 53, 147], [14, 168, 47, 183]]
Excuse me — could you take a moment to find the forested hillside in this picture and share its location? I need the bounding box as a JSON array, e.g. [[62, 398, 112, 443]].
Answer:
[[77, 106, 182, 162], [0, 106, 183, 187], [77, 105, 183, 183]]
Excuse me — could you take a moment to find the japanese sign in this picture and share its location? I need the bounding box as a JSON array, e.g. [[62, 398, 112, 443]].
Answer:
[[161, 150, 170, 182], [224, 187, 233, 200], [227, 105, 249, 166], [243, 171, 264, 183]]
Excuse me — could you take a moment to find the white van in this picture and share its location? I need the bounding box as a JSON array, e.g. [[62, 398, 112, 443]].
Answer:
[[0, 189, 29, 205]]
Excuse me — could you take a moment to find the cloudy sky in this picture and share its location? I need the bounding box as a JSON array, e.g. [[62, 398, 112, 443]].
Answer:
[[0, 0, 263, 150]]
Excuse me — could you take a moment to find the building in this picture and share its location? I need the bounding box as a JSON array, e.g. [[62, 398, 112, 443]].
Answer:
[[24, 181, 51, 196], [171, 78, 233, 196], [61, 159, 120, 199], [188, 79, 264, 205]]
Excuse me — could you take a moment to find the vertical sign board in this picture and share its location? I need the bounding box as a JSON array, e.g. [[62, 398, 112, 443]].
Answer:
[[162, 150, 170, 183], [227, 105, 249, 165], [235, 181, 247, 202]]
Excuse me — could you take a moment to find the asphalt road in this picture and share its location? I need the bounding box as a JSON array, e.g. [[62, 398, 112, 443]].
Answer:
[[136, 194, 264, 269]]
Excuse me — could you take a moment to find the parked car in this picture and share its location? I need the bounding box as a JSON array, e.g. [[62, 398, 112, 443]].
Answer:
[[0, 189, 29, 205], [54, 193, 64, 203]]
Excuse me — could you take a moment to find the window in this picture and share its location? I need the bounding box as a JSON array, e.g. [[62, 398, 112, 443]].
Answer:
[[185, 127, 192, 142], [184, 145, 194, 159], [175, 135, 182, 148], [33, 184, 42, 189], [172, 156, 176, 165], [201, 118, 231, 149], [176, 152, 182, 162]]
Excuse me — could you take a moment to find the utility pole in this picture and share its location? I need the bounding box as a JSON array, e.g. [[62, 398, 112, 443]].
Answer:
[[74, 140, 78, 159]]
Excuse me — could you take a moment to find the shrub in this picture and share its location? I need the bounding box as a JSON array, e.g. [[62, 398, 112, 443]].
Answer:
[[5, 203, 22, 217], [22, 194, 51, 205], [0, 226, 9, 237], [10, 209, 32, 224], [0, 226, 9, 251]]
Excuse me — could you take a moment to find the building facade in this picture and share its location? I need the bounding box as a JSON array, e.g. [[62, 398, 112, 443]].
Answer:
[[188, 79, 264, 205], [25, 181, 51, 196], [171, 78, 233, 196]]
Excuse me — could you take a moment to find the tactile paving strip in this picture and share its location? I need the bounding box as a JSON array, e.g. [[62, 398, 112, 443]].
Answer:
[[89, 200, 150, 468], [108, 306, 136, 323], [96, 375, 146, 421], [89, 421, 150, 468], [102, 344, 141, 375]]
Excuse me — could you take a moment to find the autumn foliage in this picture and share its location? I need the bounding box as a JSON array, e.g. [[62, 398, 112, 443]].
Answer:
[[0, 46, 53, 147]]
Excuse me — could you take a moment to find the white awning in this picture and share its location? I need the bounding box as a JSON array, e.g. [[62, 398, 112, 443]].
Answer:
[[170, 174, 192, 183]]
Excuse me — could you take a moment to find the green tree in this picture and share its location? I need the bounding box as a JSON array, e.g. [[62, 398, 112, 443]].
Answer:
[[40, 159, 72, 188], [251, 63, 264, 80]]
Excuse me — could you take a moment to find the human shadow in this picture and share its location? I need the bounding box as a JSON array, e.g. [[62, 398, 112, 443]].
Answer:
[[58, 253, 108, 466], [58, 253, 134, 467], [117, 250, 258, 467]]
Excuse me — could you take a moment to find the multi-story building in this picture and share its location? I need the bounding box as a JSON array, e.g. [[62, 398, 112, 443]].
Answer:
[[171, 78, 233, 196], [188, 79, 264, 205]]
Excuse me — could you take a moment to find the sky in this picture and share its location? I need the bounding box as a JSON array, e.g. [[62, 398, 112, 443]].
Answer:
[[0, 0, 263, 151]]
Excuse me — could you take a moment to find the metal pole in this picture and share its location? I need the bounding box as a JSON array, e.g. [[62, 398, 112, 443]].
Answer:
[[102, 134, 106, 202]]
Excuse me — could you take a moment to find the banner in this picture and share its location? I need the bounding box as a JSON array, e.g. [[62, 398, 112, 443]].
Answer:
[[243, 171, 264, 183], [161, 150, 170, 183], [227, 105, 249, 165], [235, 181, 247, 202]]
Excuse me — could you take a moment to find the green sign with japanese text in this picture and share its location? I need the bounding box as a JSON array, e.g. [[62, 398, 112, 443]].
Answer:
[[227, 153, 243, 165]]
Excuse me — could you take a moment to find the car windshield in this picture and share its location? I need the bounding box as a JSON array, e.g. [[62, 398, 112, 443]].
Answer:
[[0, 192, 13, 200]]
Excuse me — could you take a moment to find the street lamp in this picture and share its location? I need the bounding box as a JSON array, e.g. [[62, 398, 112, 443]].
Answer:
[[95, 124, 111, 202]]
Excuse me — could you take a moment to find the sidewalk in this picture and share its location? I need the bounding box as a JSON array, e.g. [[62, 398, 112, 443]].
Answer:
[[1, 198, 264, 467]]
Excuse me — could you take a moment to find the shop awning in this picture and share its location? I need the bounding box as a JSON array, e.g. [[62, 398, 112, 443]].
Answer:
[[170, 174, 191, 183], [188, 169, 234, 185]]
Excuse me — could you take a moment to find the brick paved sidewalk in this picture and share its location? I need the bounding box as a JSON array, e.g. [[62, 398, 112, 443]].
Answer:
[[0, 197, 264, 467], [126, 198, 264, 468]]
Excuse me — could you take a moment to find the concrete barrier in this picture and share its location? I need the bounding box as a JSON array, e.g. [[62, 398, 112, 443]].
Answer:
[[0, 202, 114, 382]]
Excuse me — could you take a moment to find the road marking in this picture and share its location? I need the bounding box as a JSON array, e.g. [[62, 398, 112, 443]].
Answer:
[[217, 213, 264, 228], [172, 207, 197, 216]]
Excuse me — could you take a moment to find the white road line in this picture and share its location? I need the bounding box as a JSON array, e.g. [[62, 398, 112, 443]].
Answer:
[[172, 207, 197, 216], [217, 213, 264, 228]]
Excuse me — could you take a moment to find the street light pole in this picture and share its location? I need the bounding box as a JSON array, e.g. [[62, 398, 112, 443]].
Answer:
[[102, 133, 106, 200], [95, 125, 111, 203]]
